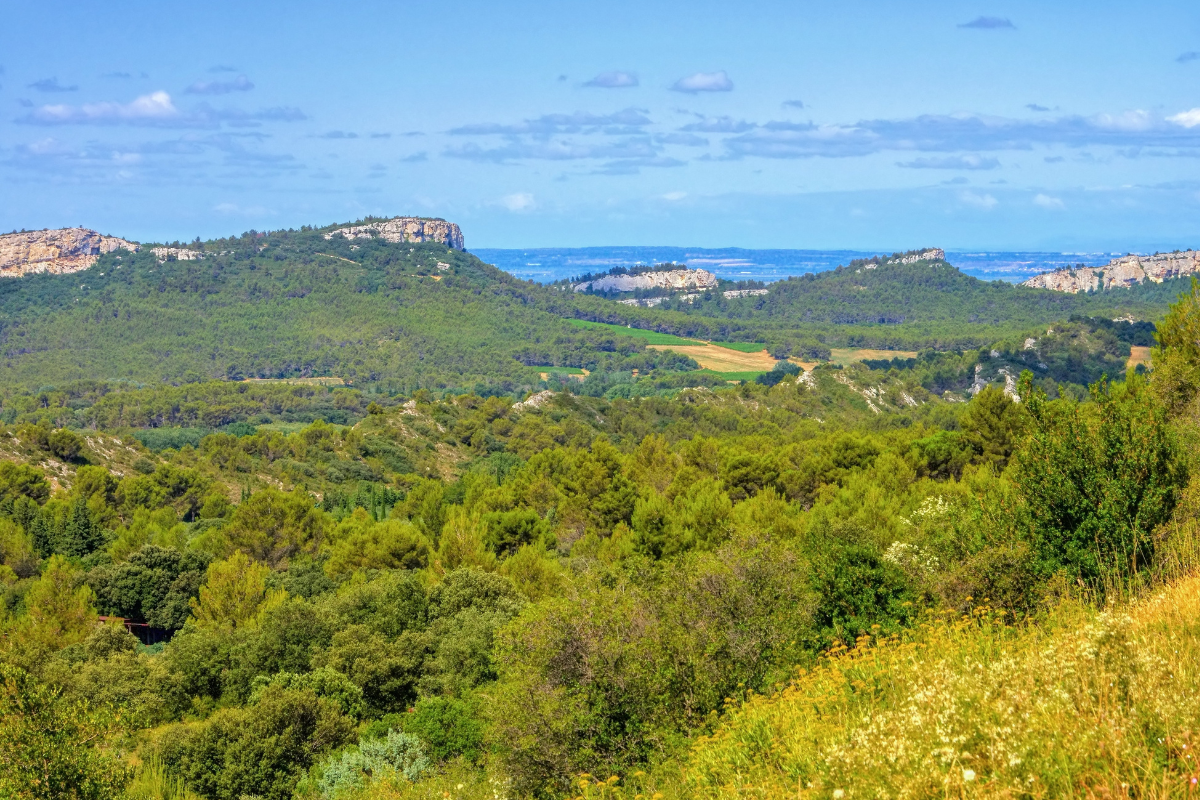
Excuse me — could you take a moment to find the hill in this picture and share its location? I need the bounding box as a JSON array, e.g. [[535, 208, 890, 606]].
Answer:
[[0, 221, 697, 393], [619, 252, 1182, 347]]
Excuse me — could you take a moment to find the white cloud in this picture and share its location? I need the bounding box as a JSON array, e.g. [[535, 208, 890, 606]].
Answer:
[[959, 191, 998, 209], [501, 192, 535, 212], [1169, 108, 1200, 128], [661, 191, 688, 201], [584, 71, 638, 88], [670, 71, 733, 93], [1033, 193, 1064, 208], [18, 91, 305, 128], [28, 91, 179, 124]]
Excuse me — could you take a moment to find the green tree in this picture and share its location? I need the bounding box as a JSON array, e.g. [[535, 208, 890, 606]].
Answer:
[[189, 552, 283, 630], [225, 488, 327, 566], [0, 663, 131, 800], [1015, 373, 1185, 583], [56, 498, 104, 558], [961, 385, 1027, 470]]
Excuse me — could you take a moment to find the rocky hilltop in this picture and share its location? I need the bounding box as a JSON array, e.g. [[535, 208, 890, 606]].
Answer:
[[574, 268, 718, 293], [1022, 250, 1200, 293], [0, 228, 138, 278], [885, 248, 945, 266], [324, 217, 464, 250]]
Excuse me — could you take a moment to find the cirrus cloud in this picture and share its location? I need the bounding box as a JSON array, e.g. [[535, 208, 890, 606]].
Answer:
[[28, 77, 78, 93], [958, 16, 1015, 29]]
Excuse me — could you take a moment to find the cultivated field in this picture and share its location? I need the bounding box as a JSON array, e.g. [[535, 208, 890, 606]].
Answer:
[[1128, 345, 1152, 370], [829, 348, 918, 366], [648, 343, 776, 372], [242, 376, 347, 386]]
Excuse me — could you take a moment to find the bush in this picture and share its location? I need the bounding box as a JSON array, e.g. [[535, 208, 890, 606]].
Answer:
[[315, 730, 429, 799], [1015, 374, 1186, 585], [402, 695, 485, 763], [158, 685, 354, 800], [47, 428, 85, 461], [250, 667, 365, 719], [0, 663, 131, 800]]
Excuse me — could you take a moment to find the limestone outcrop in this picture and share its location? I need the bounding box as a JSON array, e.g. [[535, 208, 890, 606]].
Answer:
[[1022, 250, 1200, 293], [885, 248, 945, 266], [152, 247, 203, 261], [574, 268, 718, 293], [324, 217, 465, 250], [0, 228, 138, 278]]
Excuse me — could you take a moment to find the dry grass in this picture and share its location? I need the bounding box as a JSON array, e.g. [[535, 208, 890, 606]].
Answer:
[[241, 376, 347, 386], [647, 344, 777, 373], [828, 348, 919, 367], [573, 572, 1200, 800], [1129, 346, 1153, 371]]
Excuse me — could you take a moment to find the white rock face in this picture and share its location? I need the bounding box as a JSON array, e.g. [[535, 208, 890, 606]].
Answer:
[[885, 248, 945, 265], [617, 294, 700, 307], [723, 288, 769, 299], [513, 390, 556, 410], [0, 228, 138, 277], [324, 217, 465, 250], [1022, 250, 1200, 293], [151, 247, 203, 261], [574, 268, 718, 293]]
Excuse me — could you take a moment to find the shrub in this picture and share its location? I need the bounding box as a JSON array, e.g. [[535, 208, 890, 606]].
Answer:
[[0, 663, 131, 800], [1015, 374, 1186, 585], [315, 731, 429, 799], [402, 695, 485, 763]]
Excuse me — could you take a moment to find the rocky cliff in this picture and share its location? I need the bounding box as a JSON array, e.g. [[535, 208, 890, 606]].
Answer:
[[0, 228, 139, 278], [886, 248, 945, 266], [324, 217, 465, 250], [1021, 250, 1200, 293], [574, 268, 718, 293]]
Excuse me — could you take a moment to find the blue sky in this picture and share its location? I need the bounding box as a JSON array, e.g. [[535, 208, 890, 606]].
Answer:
[[4, 0, 1200, 250]]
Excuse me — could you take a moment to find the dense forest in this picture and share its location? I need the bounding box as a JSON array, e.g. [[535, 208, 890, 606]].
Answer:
[[5, 223, 1200, 799], [0, 231, 1181, 397]]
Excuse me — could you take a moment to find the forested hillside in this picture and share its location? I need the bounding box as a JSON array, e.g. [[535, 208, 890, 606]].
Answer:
[[0, 226, 697, 393], [4, 277, 1200, 799], [624, 252, 1185, 347], [0, 229, 1184, 397]]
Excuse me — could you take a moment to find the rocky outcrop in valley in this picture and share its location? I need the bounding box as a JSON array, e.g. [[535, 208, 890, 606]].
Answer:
[[324, 217, 465, 250], [1022, 250, 1200, 293], [0, 228, 138, 278], [574, 268, 718, 293]]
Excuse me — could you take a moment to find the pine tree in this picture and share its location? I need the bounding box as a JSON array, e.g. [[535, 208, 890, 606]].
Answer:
[[57, 499, 103, 558]]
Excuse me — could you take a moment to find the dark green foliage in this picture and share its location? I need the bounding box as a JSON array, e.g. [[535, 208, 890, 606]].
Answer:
[[908, 430, 974, 480], [1015, 374, 1186, 583], [0, 662, 131, 800], [402, 695, 485, 762], [56, 498, 104, 558], [961, 386, 1028, 470], [86, 545, 211, 629], [756, 360, 801, 387], [47, 428, 84, 462], [481, 508, 550, 555], [158, 685, 355, 800], [810, 544, 917, 644]]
